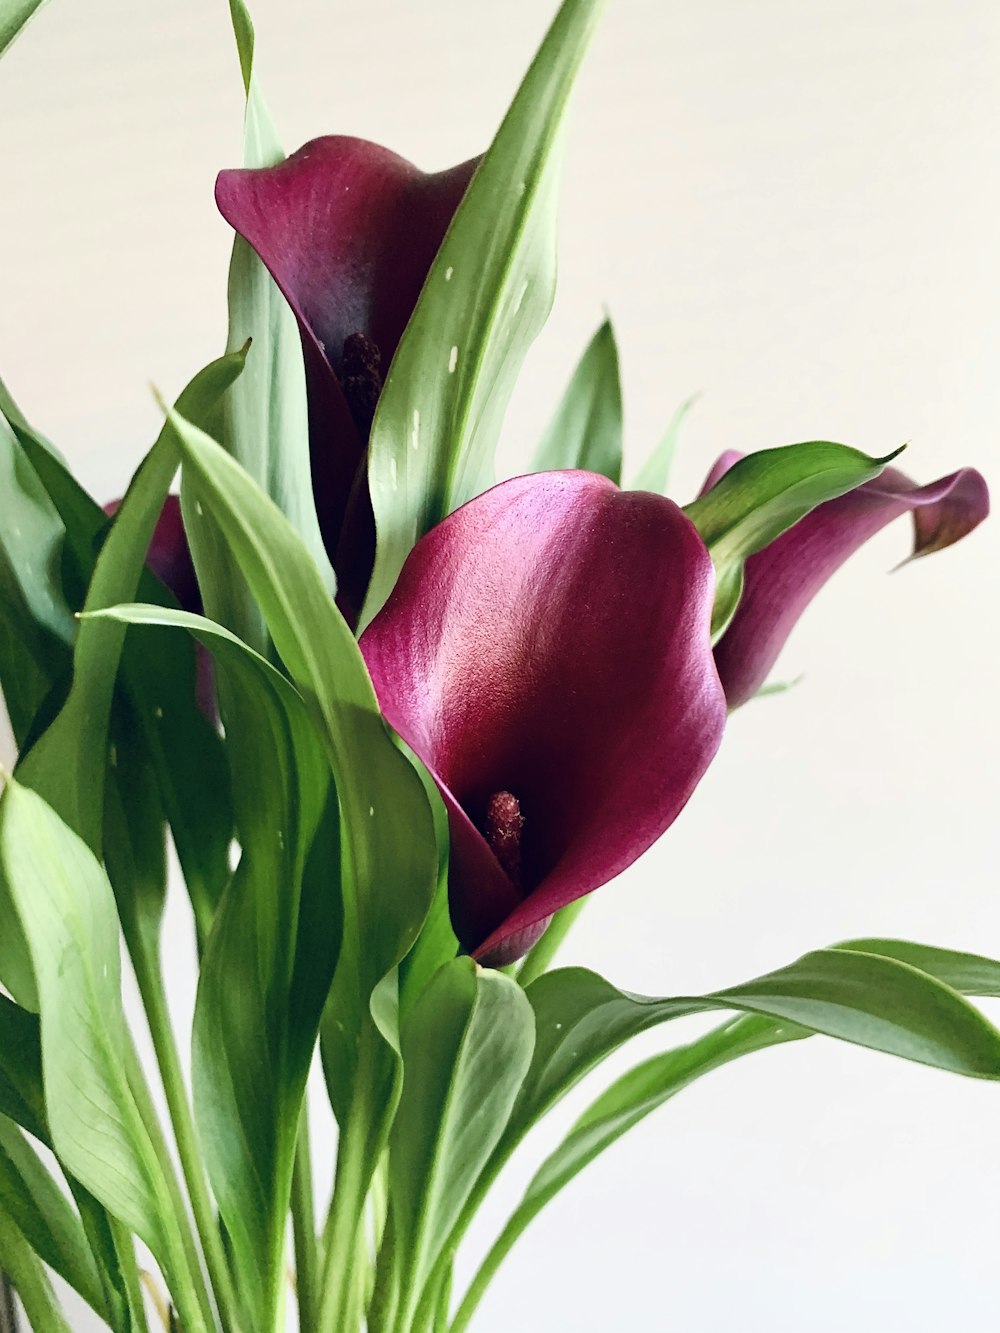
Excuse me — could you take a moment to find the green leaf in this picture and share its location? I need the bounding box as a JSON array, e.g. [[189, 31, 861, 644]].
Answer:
[[451, 941, 1000, 1328], [0, 996, 44, 1142], [529, 319, 622, 481], [0, 999, 133, 1328], [517, 948, 1000, 1133], [15, 349, 245, 855], [0, 1117, 106, 1317], [450, 1014, 798, 1333], [0, 405, 73, 644], [0, 0, 48, 58], [167, 411, 438, 1216], [93, 602, 342, 1330], [0, 1208, 71, 1333], [4, 374, 235, 947], [197, 0, 331, 659], [683, 440, 903, 637], [362, 0, 608, 628], [389, 959, 534, 1329], [836, 938, 1000, 997], [630, 393, 699, 495], [0, 413, 74, 747], [0, 779, 196, 1300]]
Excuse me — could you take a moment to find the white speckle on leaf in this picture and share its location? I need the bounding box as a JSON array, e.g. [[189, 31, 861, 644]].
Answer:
[[153, 706, 164, 720], [389, 456, 398, 488], [445, 266, 454, 282], [368, 805, 375, 818], [517, 180, 526, 196], [109, 744, 118, 768], [448, 345, 458, 374], [194, 500, 203, 517], [554, 1022, 563, 1031], [411, 409, 420, 450]]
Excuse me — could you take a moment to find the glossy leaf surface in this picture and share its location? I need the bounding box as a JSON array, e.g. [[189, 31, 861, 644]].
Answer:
[[205, 0, 330, 657], [389, 959, 533, 1326], [94, 602, 341, 1328], [363, 0, 608, 626], [0, 1117, 106, 1316], [529, 319, 622, 481], [0, 781, 191, 1287], [169, 410, 437, 1194], [685, 441, 901, 636]]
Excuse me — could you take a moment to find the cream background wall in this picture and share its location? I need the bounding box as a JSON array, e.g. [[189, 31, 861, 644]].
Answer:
[[1, 1, 998, 1329]]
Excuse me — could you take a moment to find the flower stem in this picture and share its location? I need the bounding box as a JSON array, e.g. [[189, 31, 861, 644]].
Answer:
[[315, 1016, 386, 1333], [123, 1041, 215, 1333], [315, 1093, 370, 1333], [516, 899, 585, 988], [108, 1219, 152, 1333], [291, 1103, 319, 1331], [130, 935, 238, 1332]]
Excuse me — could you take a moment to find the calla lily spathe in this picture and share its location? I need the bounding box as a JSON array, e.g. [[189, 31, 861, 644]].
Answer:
[[216, 137, 478, 618], [701, 454, 990, 709], [360, 470, 727, 965]]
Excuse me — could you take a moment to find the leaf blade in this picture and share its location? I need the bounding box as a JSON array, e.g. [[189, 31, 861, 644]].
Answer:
[[362, 0, 609, 626], [529, 319, 622, 481]]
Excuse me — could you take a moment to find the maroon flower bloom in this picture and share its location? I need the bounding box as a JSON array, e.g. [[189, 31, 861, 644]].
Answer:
[[703, 455, 990, 709], [360, 471, 727, 966], [215, 137, 478, 618]]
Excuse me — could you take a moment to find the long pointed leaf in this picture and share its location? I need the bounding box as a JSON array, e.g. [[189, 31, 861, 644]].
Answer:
[[529, 319, 622, 481], [0, 1208, 70, 1333], [0, 1117, 106, 1317], [92, 601, 341, 1329], [362, 0, 608, 626], [0, 0, 48, 59], [194, 0, 331, 659], [450, 1015, 797, 1333], [16, 350, 246, 856], [389, 960, 533, 1328], [167, 410, 438, 1230], [0, 780, 197, 1305], [684, 441, 903, 636]]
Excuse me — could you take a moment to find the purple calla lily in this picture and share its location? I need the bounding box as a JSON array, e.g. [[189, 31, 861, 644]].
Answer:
[[215, 137, 478, 618], [703, 455, 990, 709], [360, 470, 727, 966]]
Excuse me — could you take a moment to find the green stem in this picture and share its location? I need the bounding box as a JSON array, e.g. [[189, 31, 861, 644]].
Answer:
[[0, 1227, 71, 1333], [314, 1091, 369, 1333], [123, 1044, 214, 1333], [516, 900, 585, 988], [366, 1212, 398, 1333], [108, 1218, 152, 1333], [409, 1258, 452, 1333], [448, 1215, 522, 1333], [290, 1104, 318, 1332], [315, 1015, 389, 1333], [128, 941, 236, 1331]]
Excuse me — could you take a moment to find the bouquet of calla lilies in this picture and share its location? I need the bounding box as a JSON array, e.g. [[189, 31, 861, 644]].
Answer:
[[0, 1, 994, 1330]]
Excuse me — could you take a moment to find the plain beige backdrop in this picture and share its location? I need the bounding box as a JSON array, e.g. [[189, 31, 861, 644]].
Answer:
[[2, 1, 998, 1330]]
